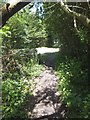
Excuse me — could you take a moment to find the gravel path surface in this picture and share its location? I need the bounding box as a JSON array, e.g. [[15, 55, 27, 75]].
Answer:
[[25, 66, 67, 119]]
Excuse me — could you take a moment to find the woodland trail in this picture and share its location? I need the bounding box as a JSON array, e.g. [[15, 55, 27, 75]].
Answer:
[[24, 66, 67, 119]]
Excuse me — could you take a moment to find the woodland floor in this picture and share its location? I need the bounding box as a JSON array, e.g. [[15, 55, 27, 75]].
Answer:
[[23, 66, 67, 120]]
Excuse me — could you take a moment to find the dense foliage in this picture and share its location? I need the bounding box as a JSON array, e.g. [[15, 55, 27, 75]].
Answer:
[[1, 1, 90, 119], [43, 3, 89, 118], [56, 56, 89, 118], [1, 5, 45, 119]]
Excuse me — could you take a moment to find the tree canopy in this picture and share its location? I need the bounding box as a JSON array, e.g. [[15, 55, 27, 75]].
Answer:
[[0, 1, 90, 29]]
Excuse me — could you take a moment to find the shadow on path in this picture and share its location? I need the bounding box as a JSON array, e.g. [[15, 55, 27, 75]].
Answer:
[[23, 67, 67, 119], [38, 52, 59, 69]]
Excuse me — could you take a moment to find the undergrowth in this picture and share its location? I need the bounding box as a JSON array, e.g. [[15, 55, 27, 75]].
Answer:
[[2, 60, 43, 120], [56, 56, 90, 118]]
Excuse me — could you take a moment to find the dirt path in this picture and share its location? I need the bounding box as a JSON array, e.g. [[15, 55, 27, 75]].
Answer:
[[24, 66, 67, 119]]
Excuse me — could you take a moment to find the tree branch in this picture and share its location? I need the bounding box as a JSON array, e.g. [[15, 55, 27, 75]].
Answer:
[[0, 0, 31, 28], [60, 1, 90, 29], [67, 5, 86, 11]]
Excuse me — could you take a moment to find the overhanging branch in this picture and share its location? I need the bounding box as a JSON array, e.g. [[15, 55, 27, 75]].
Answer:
[[0, 0, 31, 28], [60, 1, 90, 29]]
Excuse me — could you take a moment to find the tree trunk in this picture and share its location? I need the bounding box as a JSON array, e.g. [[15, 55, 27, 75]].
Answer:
[[0, 1, 30, 28]]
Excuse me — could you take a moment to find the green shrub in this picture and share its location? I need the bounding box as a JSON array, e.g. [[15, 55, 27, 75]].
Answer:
[[56, 58, 89, 118], [2, 78, 28, 119]]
